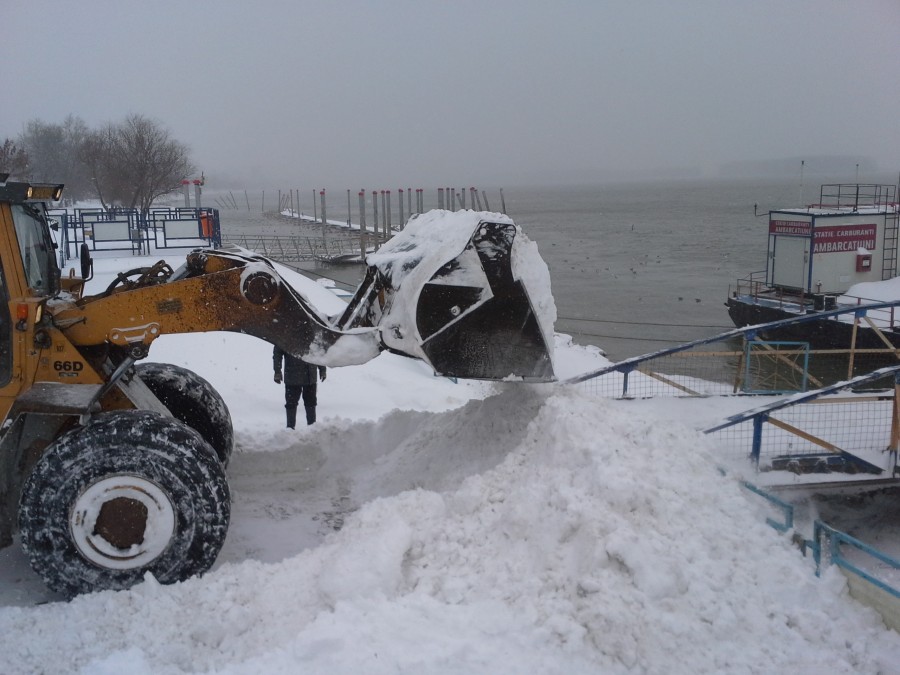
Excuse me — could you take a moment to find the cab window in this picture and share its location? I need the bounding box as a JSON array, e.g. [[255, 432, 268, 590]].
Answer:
[[11, 204, 59, 296], [0, 258, 10, 386]]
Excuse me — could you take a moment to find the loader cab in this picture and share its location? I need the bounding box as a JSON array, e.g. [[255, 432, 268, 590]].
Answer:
[[0, 179, 64, 403], [0, 179, 63, 296], [8, 201, 61, 297], [0, 251, 9, 388]]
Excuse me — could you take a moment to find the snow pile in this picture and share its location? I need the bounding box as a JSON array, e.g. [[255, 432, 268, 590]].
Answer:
[[843, 276, 900, 303], [0, 249, 898, 672], [2, 386, 899, 673]]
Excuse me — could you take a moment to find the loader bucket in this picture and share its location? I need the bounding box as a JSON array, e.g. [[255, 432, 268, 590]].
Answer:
[[340, 210, 556, 381]]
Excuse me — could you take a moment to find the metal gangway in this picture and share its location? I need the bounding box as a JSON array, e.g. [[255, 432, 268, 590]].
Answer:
[[224, 231, 393, 264]]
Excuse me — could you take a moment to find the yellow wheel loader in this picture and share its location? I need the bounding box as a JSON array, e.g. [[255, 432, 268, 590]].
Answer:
[[0, 177, 555, 596]]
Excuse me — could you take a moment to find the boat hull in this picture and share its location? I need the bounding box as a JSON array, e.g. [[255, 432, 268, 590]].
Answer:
[[726, 296, 900, 350]]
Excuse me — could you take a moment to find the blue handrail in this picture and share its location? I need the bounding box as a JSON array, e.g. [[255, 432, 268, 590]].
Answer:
[[814, 521, 900, 599], [742, 483, 900, 599], [704, 366, 900, 434], [562, 300, 900, 387]]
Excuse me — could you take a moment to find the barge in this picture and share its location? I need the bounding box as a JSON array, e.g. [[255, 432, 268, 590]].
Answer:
[[727, 183, 900, 348]]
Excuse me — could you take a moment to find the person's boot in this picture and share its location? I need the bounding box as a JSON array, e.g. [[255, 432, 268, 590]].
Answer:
[[286, 405, 297, 429], [305, 405, 316, 425]]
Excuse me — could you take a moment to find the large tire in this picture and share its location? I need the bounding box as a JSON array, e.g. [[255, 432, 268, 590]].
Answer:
[[135, 362, 234, 467], [18, 410, 230, 597]]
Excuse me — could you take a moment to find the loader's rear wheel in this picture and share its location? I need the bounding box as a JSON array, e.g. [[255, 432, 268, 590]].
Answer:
[[135, 362, 234, 467], [18, 410, 230, 597]]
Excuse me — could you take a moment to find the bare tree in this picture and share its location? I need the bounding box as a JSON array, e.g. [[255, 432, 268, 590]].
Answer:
[[19, 119, 65, 182], [18, 115, 92, 199], [83, 115, 194, 212], [0, 139, 29, 179], [80, 123, 120, 209]]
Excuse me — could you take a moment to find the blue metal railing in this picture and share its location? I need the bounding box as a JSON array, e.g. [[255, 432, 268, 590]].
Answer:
[[813, 521, 900, 598], [49, 207, 222, 260], [704, 366, 900, 472], [563, 300, 900, 397], [743, 340, 810, 394], [741, 481, 794, 532], [742, 481, 900, 600]]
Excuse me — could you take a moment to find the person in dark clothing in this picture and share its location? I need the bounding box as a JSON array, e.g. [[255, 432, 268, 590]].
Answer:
[[273, 346, 326, 428]]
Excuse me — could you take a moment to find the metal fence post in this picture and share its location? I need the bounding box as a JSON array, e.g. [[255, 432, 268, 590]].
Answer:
[[751, 414, 766, 467], [891, 373, 900, 470], [372, 190, 378, 237], [358, 190, 366, 231]]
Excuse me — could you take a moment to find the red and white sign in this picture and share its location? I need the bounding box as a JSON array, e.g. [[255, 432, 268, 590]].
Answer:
[[812, 224, 877, 253], [769, 219, 811, 236], [769, 220, 877, 253]]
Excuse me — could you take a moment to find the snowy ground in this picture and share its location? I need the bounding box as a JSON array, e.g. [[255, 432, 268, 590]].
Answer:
[[1, 246, 899, 673]]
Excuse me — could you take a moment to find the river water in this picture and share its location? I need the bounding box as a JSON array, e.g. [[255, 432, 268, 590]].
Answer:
[[216, 176, 895, 361]]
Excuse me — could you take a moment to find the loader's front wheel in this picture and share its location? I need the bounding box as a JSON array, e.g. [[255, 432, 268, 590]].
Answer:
[[135, 362, 234, 467], [18, 410, 230, 597]]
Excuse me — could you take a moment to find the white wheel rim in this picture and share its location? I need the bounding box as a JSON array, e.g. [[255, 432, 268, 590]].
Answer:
[[70, 474, 176, 570]]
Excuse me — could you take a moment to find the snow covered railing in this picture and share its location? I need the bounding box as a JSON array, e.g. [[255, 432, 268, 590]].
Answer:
[[812, 521, 900, 632], [224, 233, 366, 263], [741, 481, 794, 533], [704, 366, 900, 476], [564, 303, 900, 399], [49, 207, 221, 260], [813, 521, 900, 598], [741, 481, 900, 631]]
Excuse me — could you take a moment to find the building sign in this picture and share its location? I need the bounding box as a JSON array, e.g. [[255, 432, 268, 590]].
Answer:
[[769, 220, 811, 236], [812, 224, 877, 253], [769, 220, 877, 253]]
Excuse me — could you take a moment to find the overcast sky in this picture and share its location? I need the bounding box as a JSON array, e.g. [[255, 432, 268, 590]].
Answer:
[[3, 0, 899, 189]]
